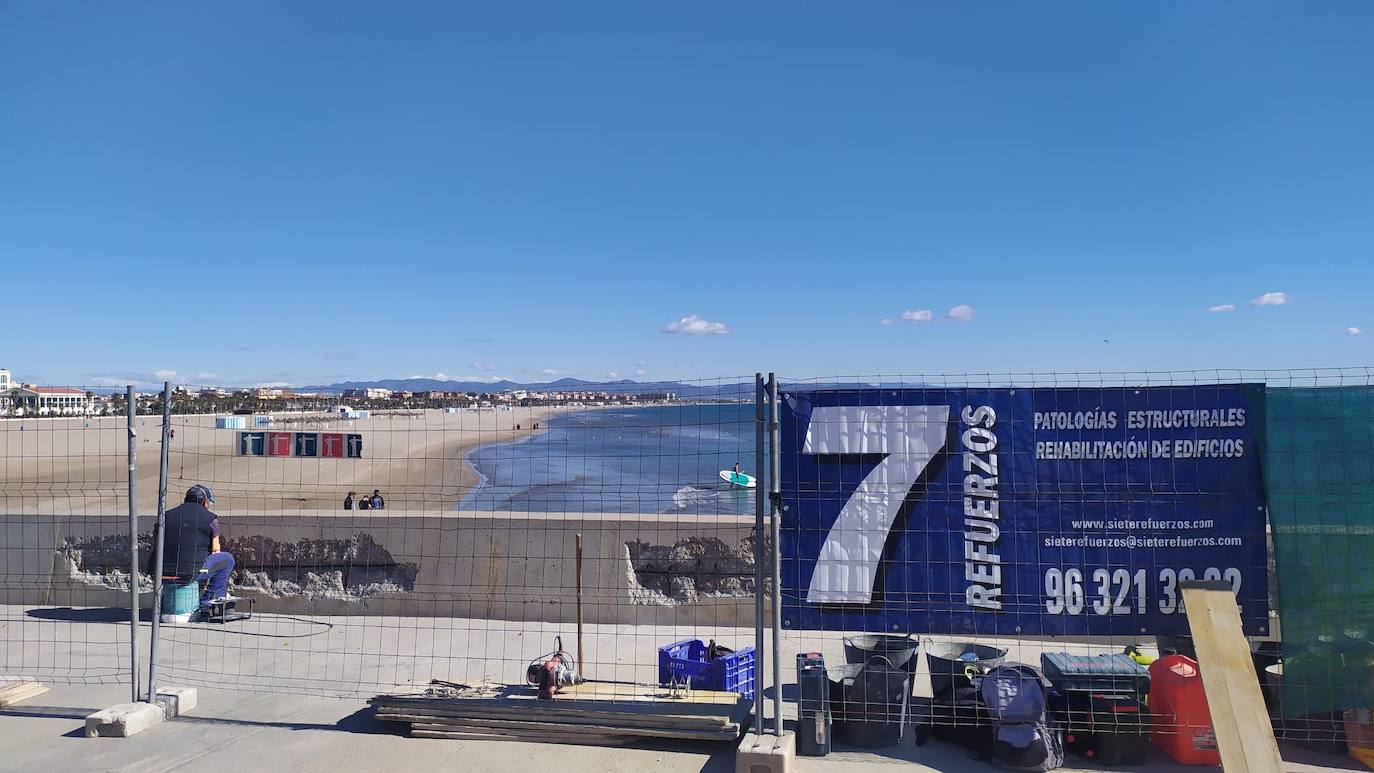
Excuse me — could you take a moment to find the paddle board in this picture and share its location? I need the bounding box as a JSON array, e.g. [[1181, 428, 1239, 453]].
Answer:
[[719, 470, 757, 488]]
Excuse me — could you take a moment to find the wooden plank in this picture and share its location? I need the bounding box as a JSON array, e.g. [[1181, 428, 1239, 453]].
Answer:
[[0, 681, 48, 708], [1182, 581, 1283, 773], [375, 682, 744, 710], [557, 682, 743, 705], [411, 728, 637, 746], [387, 714, 738, 741], [374, 705, 740, 733], [371, 694, 745, 722]]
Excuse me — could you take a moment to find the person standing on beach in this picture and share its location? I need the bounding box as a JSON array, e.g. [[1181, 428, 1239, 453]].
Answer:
[[344, 491, 355, 510], [358, 494, 371, 510], [371, 489, 384, 509]]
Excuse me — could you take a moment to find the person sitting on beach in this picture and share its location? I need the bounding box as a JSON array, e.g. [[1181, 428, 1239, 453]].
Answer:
[[148, 484, 234, 610], [344, 491, 355, 510], [358, 494, 372, 510], [371, 489, 385, 509]]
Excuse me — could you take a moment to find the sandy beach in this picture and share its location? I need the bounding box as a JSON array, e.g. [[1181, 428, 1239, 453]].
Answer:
[[0, 406, 558, 514]]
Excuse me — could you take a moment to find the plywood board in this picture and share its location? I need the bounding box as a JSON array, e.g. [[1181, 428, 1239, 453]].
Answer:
[[557, 681, 743, 706], [1182, 581, 1283, 773]]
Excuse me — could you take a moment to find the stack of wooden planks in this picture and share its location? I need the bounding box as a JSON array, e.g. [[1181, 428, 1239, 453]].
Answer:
[[0, 680, 48, 708], [370, 681, 750, 746]]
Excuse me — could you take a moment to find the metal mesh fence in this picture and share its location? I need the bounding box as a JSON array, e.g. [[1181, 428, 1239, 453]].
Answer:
[[4, 368, 1374, 760], [0, 386, 139, 691], [777, 368, 1374, 757], [4, 379, 765, 712]]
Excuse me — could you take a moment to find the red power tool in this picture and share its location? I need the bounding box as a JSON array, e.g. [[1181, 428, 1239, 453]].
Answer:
[[526, 635, 582, 699]]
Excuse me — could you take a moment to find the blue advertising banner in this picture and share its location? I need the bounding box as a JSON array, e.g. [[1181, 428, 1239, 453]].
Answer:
[[780, 385, 1270, 636]]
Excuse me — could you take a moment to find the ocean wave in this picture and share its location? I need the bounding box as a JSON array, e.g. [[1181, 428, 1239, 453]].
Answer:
[[672, 484, 718, 510]]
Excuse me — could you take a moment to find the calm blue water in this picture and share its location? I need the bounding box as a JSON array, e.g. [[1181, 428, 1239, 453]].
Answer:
[[459, 404, 756, 514]]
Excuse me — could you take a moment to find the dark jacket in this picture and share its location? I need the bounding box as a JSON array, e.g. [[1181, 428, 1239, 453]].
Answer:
[[148, 501, 220, 581]]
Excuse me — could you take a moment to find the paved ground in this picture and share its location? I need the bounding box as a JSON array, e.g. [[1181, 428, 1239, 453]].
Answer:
[[1, 683, 1366, 772], [1, 605, 1367, 771]]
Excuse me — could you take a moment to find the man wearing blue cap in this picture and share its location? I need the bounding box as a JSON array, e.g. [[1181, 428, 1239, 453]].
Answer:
[[150, 484, 234, 609]]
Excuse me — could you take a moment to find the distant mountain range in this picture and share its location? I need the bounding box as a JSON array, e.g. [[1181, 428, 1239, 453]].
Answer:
[[298, 376, 758, 399]]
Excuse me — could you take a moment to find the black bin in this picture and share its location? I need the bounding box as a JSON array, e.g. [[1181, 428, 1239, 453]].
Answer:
[[925, 642, 1007, 696], [843, 634, 920, 675], [830, 655, 910, 748]]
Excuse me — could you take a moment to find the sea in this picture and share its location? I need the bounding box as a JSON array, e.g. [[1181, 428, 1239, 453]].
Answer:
[[459, 403, 757, 515]]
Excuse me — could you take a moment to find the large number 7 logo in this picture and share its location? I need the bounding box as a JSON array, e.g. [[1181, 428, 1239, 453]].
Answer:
[[803, 405, 950, 604]]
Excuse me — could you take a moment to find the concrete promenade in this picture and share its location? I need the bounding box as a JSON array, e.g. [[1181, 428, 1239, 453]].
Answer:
[[0, 606, 1363, 772]]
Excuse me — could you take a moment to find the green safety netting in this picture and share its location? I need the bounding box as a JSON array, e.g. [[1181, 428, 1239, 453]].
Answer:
[[1265, 386, 1374, 717]]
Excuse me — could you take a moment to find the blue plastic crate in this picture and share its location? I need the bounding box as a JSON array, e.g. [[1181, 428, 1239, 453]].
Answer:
[[657, 639, 756, 698]]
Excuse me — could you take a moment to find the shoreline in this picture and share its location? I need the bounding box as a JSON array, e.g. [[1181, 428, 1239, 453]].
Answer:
[[453, 413, 557, 508]]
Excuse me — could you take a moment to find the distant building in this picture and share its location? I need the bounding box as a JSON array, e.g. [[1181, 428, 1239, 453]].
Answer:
[[343, 387, 392, 400], [0, 368, 11, 415], [12, 386, 94, 415]]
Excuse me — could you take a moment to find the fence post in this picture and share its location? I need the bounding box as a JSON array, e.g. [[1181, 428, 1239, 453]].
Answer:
[[768, 373, 783, 737], [147, 381, 172, 703], [753, 373, 765, 738], [126, 384, 140, 703]]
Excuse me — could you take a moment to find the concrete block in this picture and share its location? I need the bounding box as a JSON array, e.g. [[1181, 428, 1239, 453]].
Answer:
[[153, 686, 197, 718], [736, 731, 795, 773], [85, 702, 165, 738]]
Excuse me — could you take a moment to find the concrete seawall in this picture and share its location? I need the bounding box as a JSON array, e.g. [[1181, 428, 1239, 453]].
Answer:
[[0, 511, 759, 626]]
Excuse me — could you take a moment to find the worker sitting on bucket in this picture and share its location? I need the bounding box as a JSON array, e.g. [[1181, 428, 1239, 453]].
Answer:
[[149, 484, 235, 612]]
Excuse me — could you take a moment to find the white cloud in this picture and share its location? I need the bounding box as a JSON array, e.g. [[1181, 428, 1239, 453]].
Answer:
[[663, 314, 729, 335], [407, 374, 423, 379], [1207, 304, 1236, 313], [945, 304, 975, 322], [635, 361, 648, 377], [154, 369, 177, 379], [470, 361, 497, 372], [901, 309, 934, 323], [434, 372, 451, 381], [1348, 327, 1362, 336], [541, 368, 560, 376], [1250, 291, 1288, 307], [635, 368, 648, 376], [256, 381, 292, 388], [879, 318, 898, 326], [608, 371, 620, 378]]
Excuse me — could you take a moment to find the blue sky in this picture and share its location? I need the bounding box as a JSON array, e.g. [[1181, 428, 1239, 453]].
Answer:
[[2, 2, 1372, 388]]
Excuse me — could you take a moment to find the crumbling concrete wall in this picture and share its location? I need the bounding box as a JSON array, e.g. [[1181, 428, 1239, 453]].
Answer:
[[625, 535, 760, 604], [57, 532, 417, 601], [1, 511, 757, 625]]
